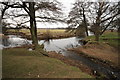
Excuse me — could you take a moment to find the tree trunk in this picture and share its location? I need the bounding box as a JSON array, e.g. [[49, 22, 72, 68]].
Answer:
[[0, 5, 9, 34], [100, 17, 114, 35], [94, 2, 102, 41], [0, 18, 2, 34], [29, 2, 38, 47], [95, 33, 99, 41], [82, 7, 89, 36]]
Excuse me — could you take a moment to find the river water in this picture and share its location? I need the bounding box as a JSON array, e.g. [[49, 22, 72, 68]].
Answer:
[[1, 35, 120, 79]]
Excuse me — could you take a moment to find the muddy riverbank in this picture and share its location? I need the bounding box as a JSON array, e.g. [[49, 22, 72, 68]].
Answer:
[[48, 51, 93, 75], [68, 42, 120, 70]]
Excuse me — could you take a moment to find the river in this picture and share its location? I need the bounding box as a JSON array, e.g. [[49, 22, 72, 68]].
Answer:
[[1, 35, 120, 79]]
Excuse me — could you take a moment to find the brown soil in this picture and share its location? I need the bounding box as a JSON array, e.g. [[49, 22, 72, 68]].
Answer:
[[68, 42, 119, 69], [48, 51, 95, 76]]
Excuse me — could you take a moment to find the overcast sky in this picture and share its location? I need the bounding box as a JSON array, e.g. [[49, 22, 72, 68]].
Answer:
[[5, 0, 119, 28], [4, 0, 74, 28], [36, 0, 74, 28]]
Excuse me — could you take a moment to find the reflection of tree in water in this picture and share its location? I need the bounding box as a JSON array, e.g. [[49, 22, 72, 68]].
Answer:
[[66, 44, 77, 49], [44, 39, 52, 45], [2, 35, 31, 48], [2, 37, 10, 46]]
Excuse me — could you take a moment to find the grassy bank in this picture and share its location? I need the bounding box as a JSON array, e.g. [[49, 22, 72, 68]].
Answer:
[[2, 48, 92, 78], [86, 31, 119, 48]]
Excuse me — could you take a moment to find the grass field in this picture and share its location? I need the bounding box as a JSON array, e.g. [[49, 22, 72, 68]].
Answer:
[[6, 29, 75, 39], [7, 29, 68, 35], [2, 48, 92, 78], [21, 29, 67, 35]]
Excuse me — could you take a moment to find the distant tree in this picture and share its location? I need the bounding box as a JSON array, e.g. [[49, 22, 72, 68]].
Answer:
[[75, 21, 86, 37], [67, 0, 91, 37], [2, 21, 8, 34]]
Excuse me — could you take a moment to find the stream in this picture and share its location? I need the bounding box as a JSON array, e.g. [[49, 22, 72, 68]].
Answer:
[[1, 35, 120, 79]]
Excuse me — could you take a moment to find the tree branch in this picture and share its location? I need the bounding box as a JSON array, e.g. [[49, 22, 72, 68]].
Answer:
[[1, 3, 9, 19], [1, 2, 22, 8], [100, 17, 115, 35], [36, 16, 66, 23], [7, 14, 28, 17], [101, 13, 119, 23], [102, 4, 109, 13]]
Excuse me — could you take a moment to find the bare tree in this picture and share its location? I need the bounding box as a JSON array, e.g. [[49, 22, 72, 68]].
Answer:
[[90, 2, 119, 41], [67, 0, 91, 37], [0, 1, 63, 48], [68, 1, 119, 41]]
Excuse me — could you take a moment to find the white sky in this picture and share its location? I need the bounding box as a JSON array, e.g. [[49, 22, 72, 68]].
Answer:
[[5, 0, 119, 28], [4, 0, 74, 28], [35, 0, 75, 28], [37, 0, 119, 28]]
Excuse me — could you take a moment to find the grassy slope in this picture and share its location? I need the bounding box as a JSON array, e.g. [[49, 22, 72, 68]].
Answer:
[[2, 48, 92, 78]]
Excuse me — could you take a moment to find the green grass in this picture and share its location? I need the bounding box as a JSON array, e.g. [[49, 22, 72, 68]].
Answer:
[[2, 48, 92, 78], [86, 31, 119, 48], [100, 31, 119, 38]]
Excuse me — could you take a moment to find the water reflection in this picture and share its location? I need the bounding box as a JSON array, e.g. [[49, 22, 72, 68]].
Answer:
[[1, 35, 31, 48], [40, 37, 82, 53], [1, 35, 82, 51]]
